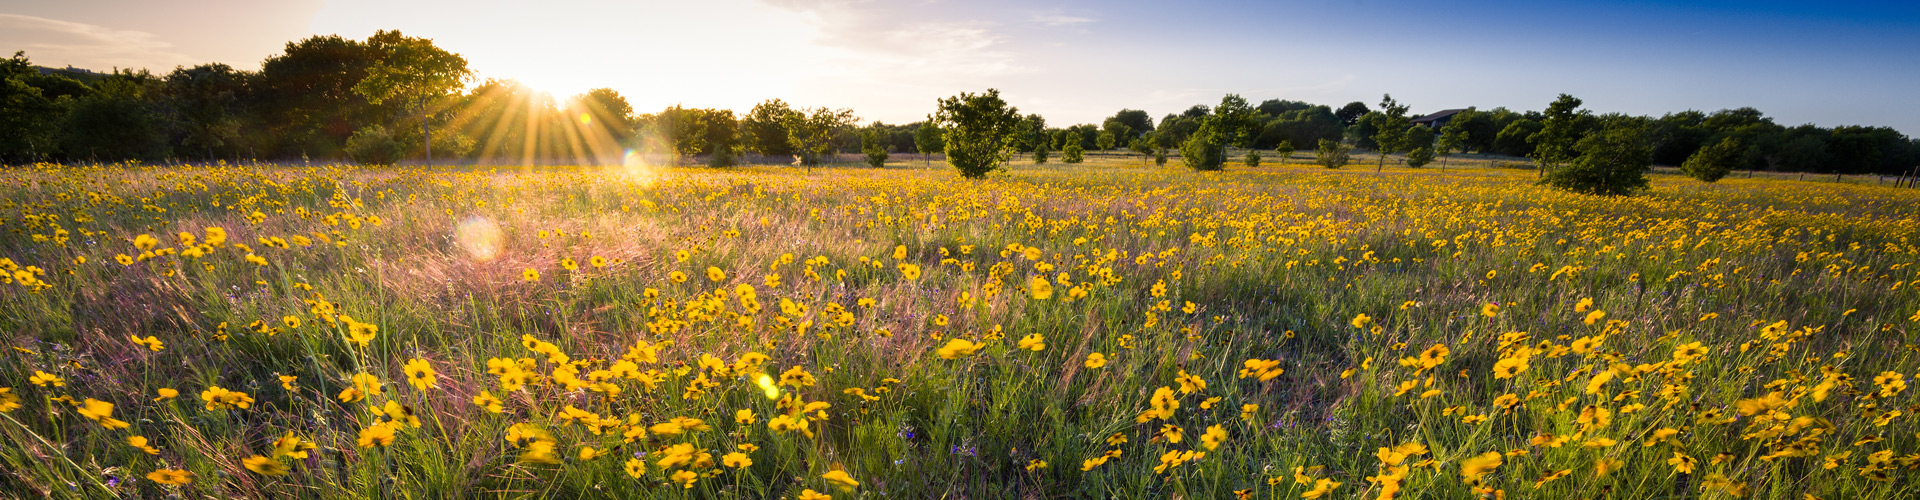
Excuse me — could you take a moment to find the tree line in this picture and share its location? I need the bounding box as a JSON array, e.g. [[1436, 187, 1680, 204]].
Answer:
[[4, 31, 1916, 184]]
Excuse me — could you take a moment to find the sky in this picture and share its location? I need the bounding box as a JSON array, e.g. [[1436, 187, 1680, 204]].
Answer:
[[3, 0, 1918, 133]]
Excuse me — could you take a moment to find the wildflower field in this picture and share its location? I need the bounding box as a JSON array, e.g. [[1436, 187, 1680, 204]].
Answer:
[[2, 158, 1919, 499]]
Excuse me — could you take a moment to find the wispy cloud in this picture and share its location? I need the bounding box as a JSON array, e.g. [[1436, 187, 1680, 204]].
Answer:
[[1029, 10, 1094, 28], [0, 14, 196, 71]]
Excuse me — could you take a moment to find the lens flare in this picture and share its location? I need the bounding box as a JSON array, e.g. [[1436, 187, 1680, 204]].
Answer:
[[756, 374, 779, 399], [454, 216, 503, 261]]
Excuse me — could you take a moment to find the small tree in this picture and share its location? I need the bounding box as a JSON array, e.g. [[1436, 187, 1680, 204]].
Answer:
[[1681, 136, 1741, 182], [1315, 139, 1352, 169], [1062, 142, 1085, 163], [1180, 127, 1224, 170], [1370, 94, 1412, 171], [1033, 144, 1050, 164], [786, 106, 857, 169], [1404, 146, 1435, 168], [345, 125, 403, 165], [861, 126, 890, 168], [913, 117, 943, 166], [1435, 124, 1466, 170], [1245, 150, 1262, 167], [1530, 94, 1588, 177], [1096, 130, 1116, 151], [935, 89, 1022, 178], [1541, 122, 1651, 195], [1274, 140, 1294, 165], [1128, 134, 1154, 163]]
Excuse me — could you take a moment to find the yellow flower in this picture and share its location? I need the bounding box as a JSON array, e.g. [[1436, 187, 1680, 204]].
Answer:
[[242, 455, 288, 476], [282, 315, 301, 329], [935, 338, 983, 359], [798, 489, 832, 500], [1481, 303, 1500, 317], [898, 262, 921, 280], [200, 386, 254, 410], [670, 469, 698, 488], [153, 388, 179, 401], [1350, 313, 1371, 328], [1300, 478, 1341, 499], [344, 318, 378, 346], [624, 458, 646, 478], [522, 268, 540, 281], [1574, 297, 1593, 312], [578, 446, 605, 461], [1017, 333, 1045, 351], [129, 335, 165, 351], [279, 375, 298, 391], [473, 391, 505, 413], [1459, 451, 1503, 484], [1200, 424, 1228, 451], [76, 398, 130, 427], [115, 254, 134, 266], [146, 468, 193, 485], [1669, 451, 1696, 474], [706, 266, 727, 282], [403, 358, 437, 390], [0, 388, 18, 412], [1027, 275, 1054, 300], [590, 255, 608, 268], [821, 470, 860, 492], [128, 435, 160, 454], [1583, 309, 1606, 325], [560, 258, 578, 271], [29, 370, 63, 387], [723, 452, 752, 468], [1084, 352, 1107, 369], [357, 423, 396, 448]]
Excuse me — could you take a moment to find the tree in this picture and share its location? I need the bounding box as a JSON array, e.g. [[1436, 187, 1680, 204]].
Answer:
[[1435, 124, 1467, 170], [913, 117, 943, 166], [1129, 134, 1155, 162], [1541, 121, 1651, 195], [255, 35, 385, 159], [1, 52, 63, 162], [1445, 108, 1498, 153], [654, 105, 707, 163], [704, 109, 738, 167], [59, 76, 169, 162], [1680, 136, 1741, 182], [1335, 101, 1369, 127], [344, 125, 403, 165], [1494, 119, 1542, 156], [1529, 94, 1588, 175], [934, 89, 1022, 178], [1274, 140, 1294, 164], [1244, 150, 1262, 167], [1099, 120, 1131, 147], [1315, 139, 1352, 169], [1404, 147, 1434, 168], [1033, 143, 1050, 164], [861, 125, 890, 168], [1108, 109, 1153, 137], [1096, 130, 1116, 151], [163, 63, 249, 161], [573, 88, 635, 148], [1062, 142, 1084, 163], [352, 30, 472, 167], [1180, 126, 1224, 170], [1370, 94, 1412, 171], [744, 99, 798, 156], [786, 106, 857, 169]]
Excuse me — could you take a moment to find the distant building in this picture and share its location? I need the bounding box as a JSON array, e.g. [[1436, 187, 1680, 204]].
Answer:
[[1412, 109, 1466, 129]]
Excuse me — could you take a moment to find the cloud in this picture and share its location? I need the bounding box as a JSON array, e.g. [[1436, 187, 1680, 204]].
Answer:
[[1029, 10, 1094, 27], [759, 0, 1028, 81], [0, 14, 197, 71]]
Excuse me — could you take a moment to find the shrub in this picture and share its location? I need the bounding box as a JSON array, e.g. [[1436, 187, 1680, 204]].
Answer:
[[1244, 150, 1261, 167], [1061, 143, 1084, 164], [344, 125, 403, 166], [1541, 123, 1652, 195], [1681, 137, 1741, 182], [1315, 139, 1351, 169], [1033, 145, 1049, 164], [1180, 129, 1224, 171], [1405, 147, 1434, 168], [1274, 140, 1294, 164], [936, 89, 1021, 178]]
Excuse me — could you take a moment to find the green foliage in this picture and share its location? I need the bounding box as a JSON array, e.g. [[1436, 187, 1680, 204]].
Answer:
[[1494, 119, 1542, 156], [1316, 139, 1352, 169], [1095, 130, 1115, 151], [344, 125, 403, 165], [1404, 146, 1434, 168], [1529, 94, 1588, 170], [744, 99, 798, 156], [1061, 142, 1084, 164], [574, 88, 636, 142], [351, 30, 471, 109], [1, 54, 62, 161], [1273, 140, 1295, 164], [1211, 94, 1260, 147], [1244, 150, 1261, 167], [1541, 121, 1652, 195], [785, 107, 857, 167], [913, 117, 943, 156], [1128, 133, 1154, 158], [1033, 144, 1049, 164], [935, 89, 1022, 178], [1681, 136, 1742, 182], [861, 126, 890, 168], [59, 77, 168, 162], [1179, 127, 1224, 171], [1335, 101, 1369, 127]]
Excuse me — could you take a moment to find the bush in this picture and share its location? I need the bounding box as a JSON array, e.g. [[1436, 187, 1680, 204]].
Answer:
[[1405, 147, 1435, 168], [1180, 129, 1224, 171], [1244, 150, 1261, 167], [1154, 150, 1168, 166], [1033, 145, 1049, 164], [1315, 139, 1351, 169], [1274, 140, 1294, 164], [344, 125, 403, 166], [1541, 124, 1651, 196], [710, 145, 739, 168], [1061, 143, 1084, 164], [1681, 137, 1741, 182], [860, 128, 888, 168], [936, 89, 1021, 178]]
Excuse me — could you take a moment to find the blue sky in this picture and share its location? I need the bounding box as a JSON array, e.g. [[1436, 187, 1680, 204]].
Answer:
[[2, 0, 1916, 132]]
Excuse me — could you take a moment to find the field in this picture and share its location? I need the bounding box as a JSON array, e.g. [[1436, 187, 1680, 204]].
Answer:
[[1, 157, 1918, 499]]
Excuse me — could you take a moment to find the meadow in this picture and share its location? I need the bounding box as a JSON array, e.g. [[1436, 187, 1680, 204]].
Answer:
[[1, 157, 1917, 499]]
